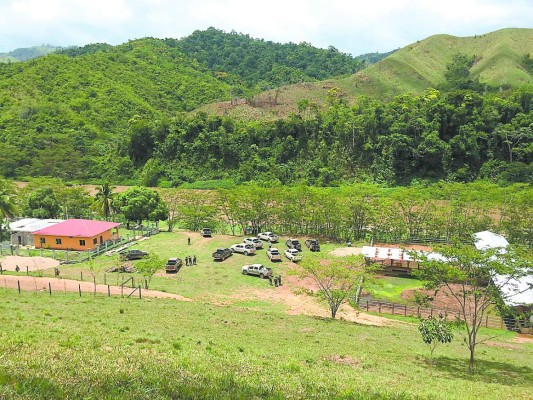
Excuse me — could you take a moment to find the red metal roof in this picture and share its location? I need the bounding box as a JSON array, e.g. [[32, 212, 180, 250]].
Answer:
[[32, 219, 120, 238]]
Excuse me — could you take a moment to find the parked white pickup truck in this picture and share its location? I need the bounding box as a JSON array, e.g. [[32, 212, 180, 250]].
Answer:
[[267, 248, 282, 261], [284, 248, 303, 262]]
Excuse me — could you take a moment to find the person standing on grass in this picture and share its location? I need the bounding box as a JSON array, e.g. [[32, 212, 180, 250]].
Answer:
[[268, 275, 273, 286], [193, 255, 197, 265], [185, 257, 189, 266], [188, 237, 191, 246]]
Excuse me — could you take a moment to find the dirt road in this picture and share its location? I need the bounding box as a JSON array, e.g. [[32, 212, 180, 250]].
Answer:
[[0, 275, 191, 301]]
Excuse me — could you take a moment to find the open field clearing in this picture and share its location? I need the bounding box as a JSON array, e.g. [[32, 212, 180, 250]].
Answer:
[[0, 289, 531, 399], [1, 230, 531, 399]]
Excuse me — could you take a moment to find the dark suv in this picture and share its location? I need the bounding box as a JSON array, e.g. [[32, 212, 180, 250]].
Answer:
[[305, 239, 320, 252], [119, 249, 148, 261], [285, 238, 302, 251]]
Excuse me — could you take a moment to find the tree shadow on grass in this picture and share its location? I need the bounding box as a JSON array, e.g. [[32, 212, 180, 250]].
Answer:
[[431, 356, 533, 386]]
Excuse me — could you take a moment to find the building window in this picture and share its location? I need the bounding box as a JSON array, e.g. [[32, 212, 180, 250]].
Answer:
[[79, 239, 86, 246], [39, 237, 46, 244], [55, 238, 62, 245], [93, 238, 97, 245]]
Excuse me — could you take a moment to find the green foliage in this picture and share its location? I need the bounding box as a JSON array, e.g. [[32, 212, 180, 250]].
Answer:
[[116, 186, 168, 224], [135, 253, 163, 289], [176, 27, 364, 91], [24, 187, 61, 219], [418, 315, 454, 359]]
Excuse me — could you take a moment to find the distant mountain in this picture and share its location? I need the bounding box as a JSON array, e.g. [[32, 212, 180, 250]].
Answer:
[[0, 45, 60, 63], [174, 27, 367, 91], [200, 28, 533, 119]]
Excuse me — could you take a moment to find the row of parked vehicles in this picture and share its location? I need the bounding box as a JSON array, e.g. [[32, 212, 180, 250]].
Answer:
[[208, 231, 320, 262]]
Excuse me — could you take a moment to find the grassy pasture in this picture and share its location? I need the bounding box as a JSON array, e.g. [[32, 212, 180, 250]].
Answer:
[[0, 289, 532, 399], [0, 230, 532, 399]]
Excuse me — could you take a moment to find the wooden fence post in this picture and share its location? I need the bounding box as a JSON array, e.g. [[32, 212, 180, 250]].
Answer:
[[108, 285, 110, 297], [404, 305, 407, 317], [26, 266, 29, 275], [392, 303, 395, 315], [104, 274, 107, 285], [366, 300, 369, 312], [48, 282, 52, 295], [79, 284, 81, 297], [138, 285, 141, 299], [378, 302, 382, 313], [17, 280, 20, 294]]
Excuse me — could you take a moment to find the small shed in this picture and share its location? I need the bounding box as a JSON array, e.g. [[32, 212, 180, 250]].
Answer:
[[9, 218, 63, 246]]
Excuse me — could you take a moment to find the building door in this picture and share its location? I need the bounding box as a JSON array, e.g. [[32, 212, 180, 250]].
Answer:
[[100, 236, 103, 244], [18, 236, 22, 245]]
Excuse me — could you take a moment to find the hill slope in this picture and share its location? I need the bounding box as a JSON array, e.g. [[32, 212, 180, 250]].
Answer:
[[0, 38, 232, 180], [200, 28, 533, 119], [0, 45, 60, 63]]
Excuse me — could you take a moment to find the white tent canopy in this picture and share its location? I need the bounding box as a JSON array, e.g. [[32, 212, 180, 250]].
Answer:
[[474, 231, 532, 306]]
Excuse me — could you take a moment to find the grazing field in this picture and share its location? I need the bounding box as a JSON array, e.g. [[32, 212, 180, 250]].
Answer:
[[1, 290, 532, 400], [0, 230, 532, 399]]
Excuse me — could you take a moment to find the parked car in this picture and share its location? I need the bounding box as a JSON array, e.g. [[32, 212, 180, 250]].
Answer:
[[284, 248, 303, 262], [305, 239, 321, 252], [165, 257, 183, 273], [267, 248, 282, 261], [119, 249, 148, 261], [212, 248, 232, 261], [244, 237, 264, 249], [230, 243, 256, 255], [258, 232, 279, 243], [241, 263, 273, 278], [200, 228, 212, 237], [285, 238, 302, 251]]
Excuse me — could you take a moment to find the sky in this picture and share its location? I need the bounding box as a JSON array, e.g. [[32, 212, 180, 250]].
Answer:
[[0, 0, 532, 55]]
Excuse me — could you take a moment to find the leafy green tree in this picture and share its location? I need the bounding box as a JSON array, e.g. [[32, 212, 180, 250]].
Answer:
[[136, 254, 163, 289], [24, 187, 61, 219], [116, 187, 168, 225], [414, 243, 532, 373], [418, 315, 454, 360], [302, 256, 369, 319]]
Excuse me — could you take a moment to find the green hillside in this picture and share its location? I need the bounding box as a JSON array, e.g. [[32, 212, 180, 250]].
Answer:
[[204, 28, 533, 119], [174, 27, 366, 92], [0, 38, 232, 180], [0, 45, 60, 63]]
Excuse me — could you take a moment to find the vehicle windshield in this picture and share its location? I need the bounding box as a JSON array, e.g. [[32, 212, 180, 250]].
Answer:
[[291, 240, 299, 244], [271, 250, 279, 254]]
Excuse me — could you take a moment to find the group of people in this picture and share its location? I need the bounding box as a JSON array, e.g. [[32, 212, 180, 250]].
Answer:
[[268, 274, 282, 287], [185, 255, 196, 266]]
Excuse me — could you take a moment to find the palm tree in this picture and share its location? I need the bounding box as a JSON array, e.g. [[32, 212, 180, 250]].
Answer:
[[0, 179, 17, 241], [92, 183, 115, 221]]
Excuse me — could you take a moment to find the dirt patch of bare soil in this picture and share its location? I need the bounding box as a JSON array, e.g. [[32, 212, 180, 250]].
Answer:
[[324, 354, 361, 367], [483, 341, 520, 350], [330, 247, 362, 257], [0, 275, 191, 301], [0, 256, 59, 271], [513, 334, 533, 344], [401, 284, 475, 312], [230, 274, 399, 327], [374, 242, 434, 252]]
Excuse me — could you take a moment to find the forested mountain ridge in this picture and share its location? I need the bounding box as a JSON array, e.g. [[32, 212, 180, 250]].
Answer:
[[200, 28, 533, 119], [0, 38, 232, 180], [173, 27, 376, 91], [0, 29, 531, 186], [0, 45, 61, 63]]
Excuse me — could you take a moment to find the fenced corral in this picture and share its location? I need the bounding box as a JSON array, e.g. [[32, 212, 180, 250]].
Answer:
[[0, 226, 160, 264], [358, 298, 532, 334]]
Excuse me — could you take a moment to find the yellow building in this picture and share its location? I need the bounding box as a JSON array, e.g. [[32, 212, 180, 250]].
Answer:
[[32, 219, 120, 251]]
